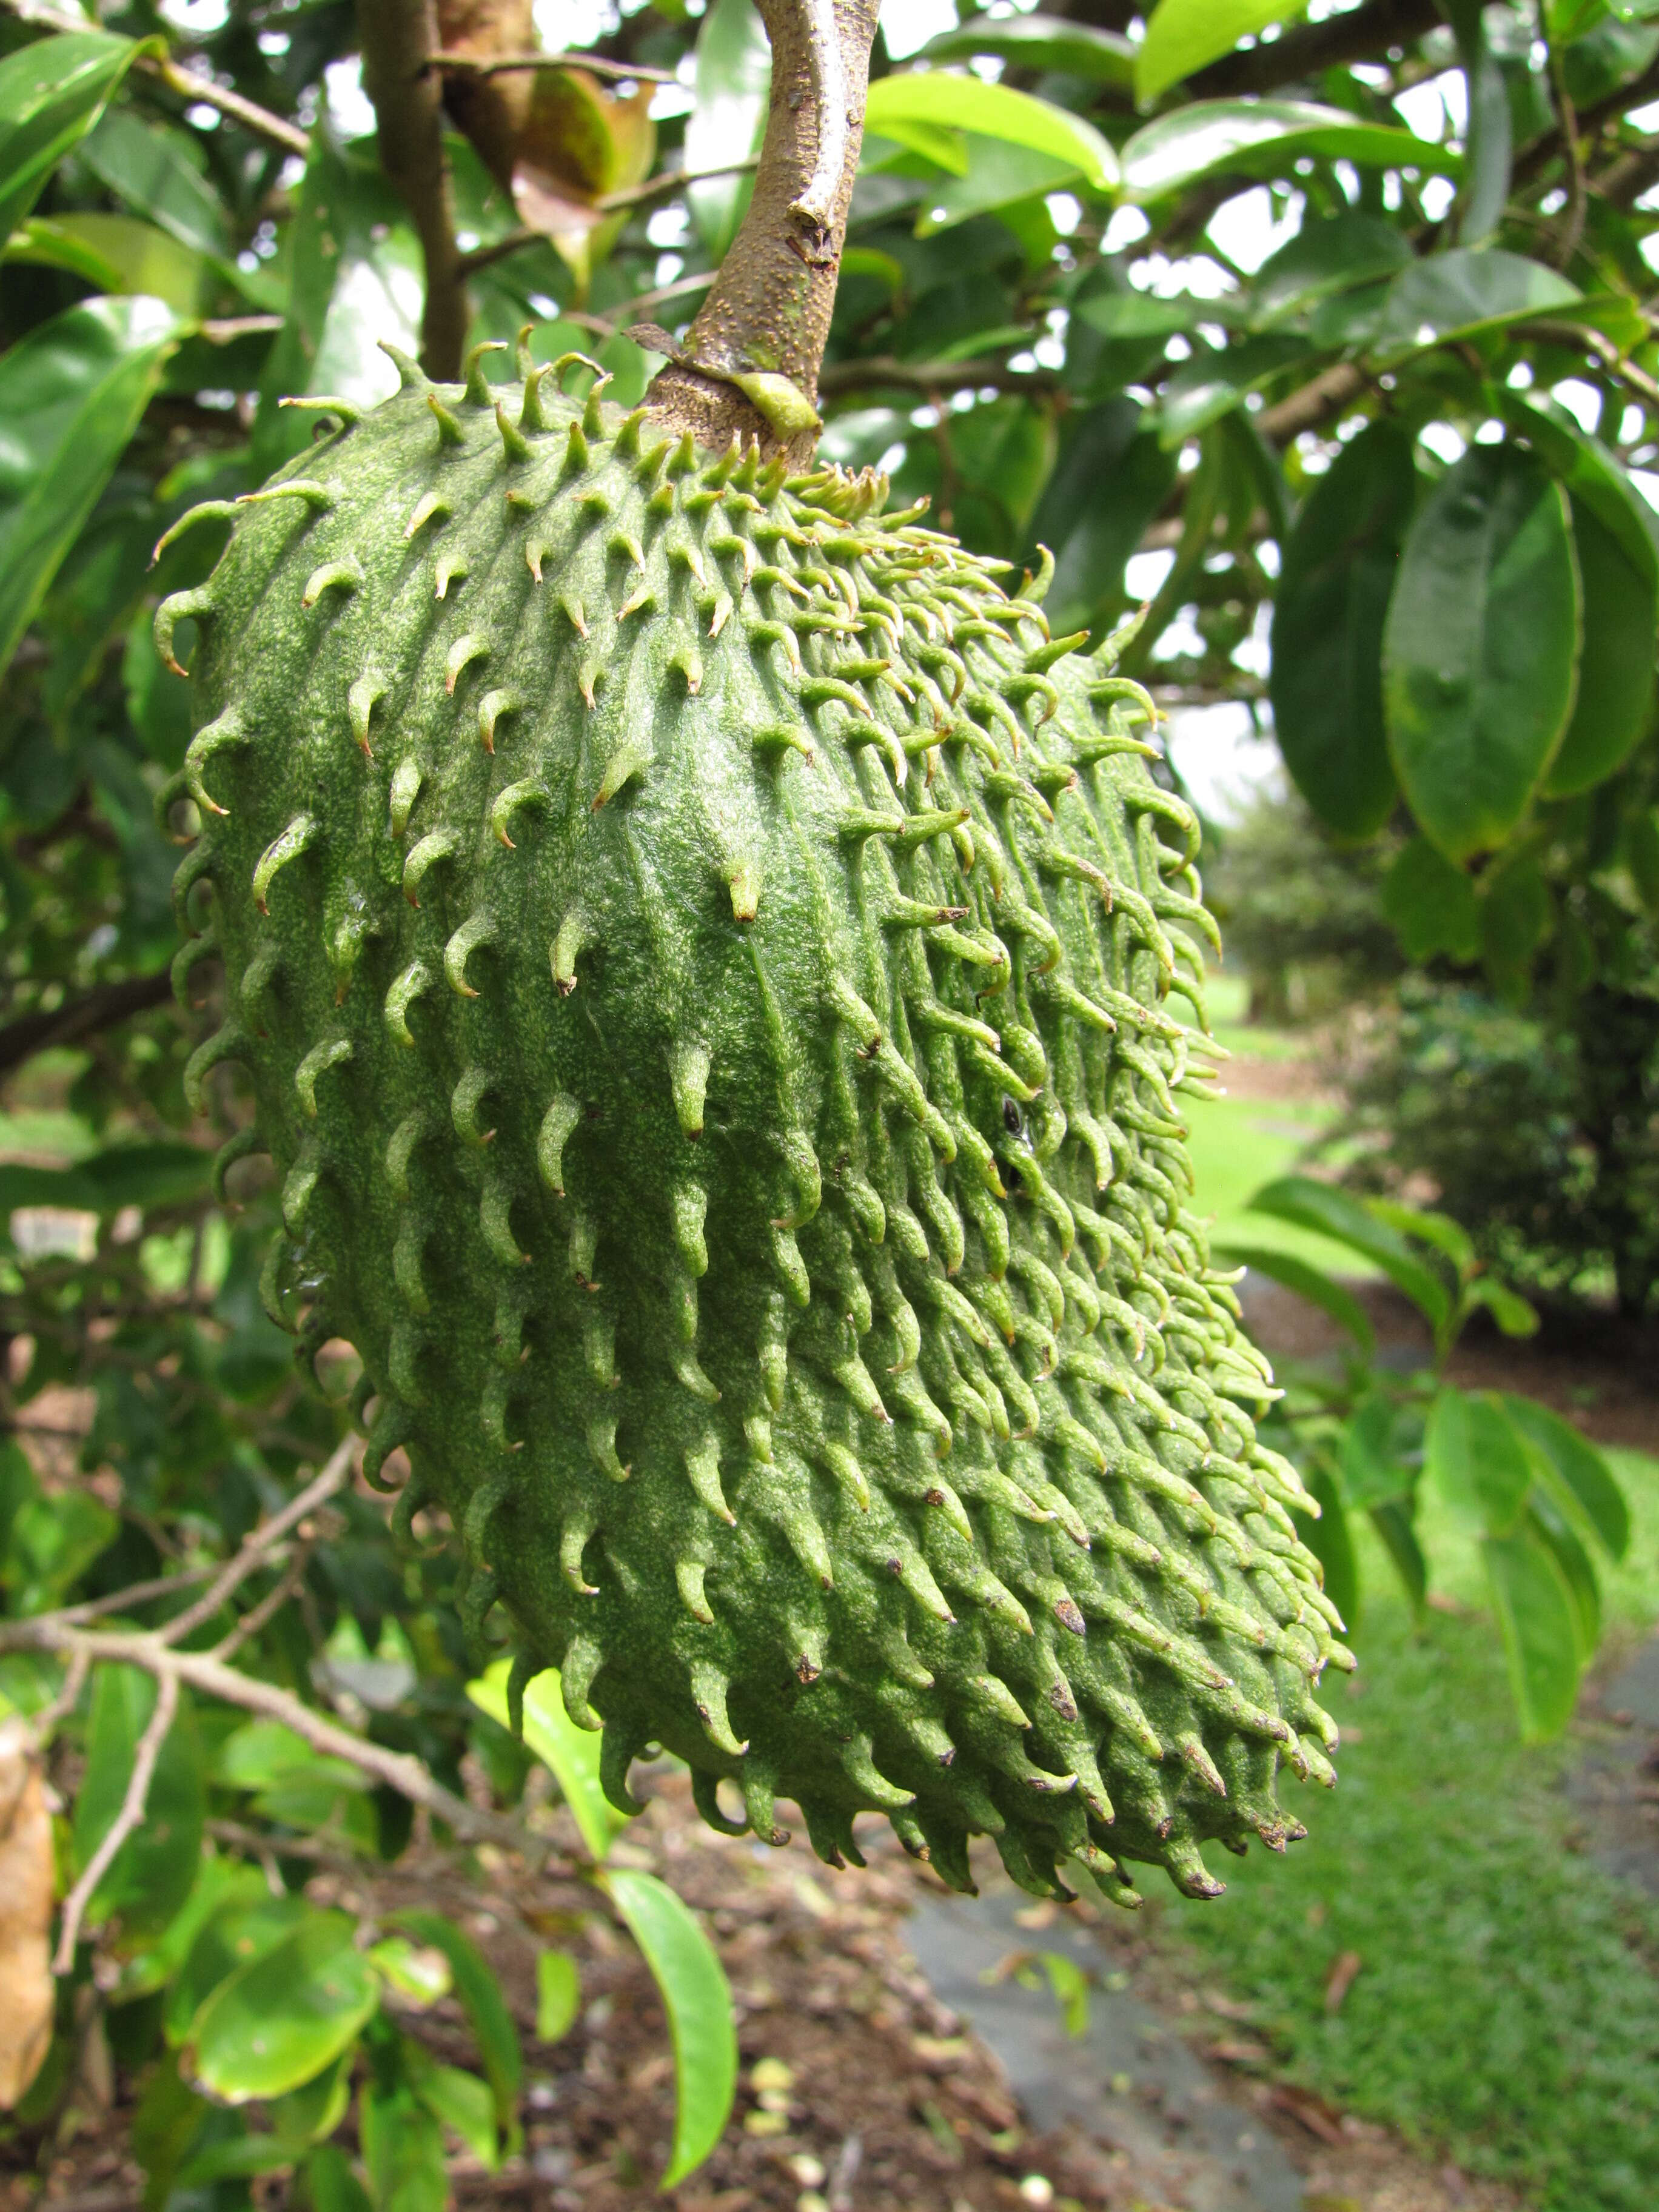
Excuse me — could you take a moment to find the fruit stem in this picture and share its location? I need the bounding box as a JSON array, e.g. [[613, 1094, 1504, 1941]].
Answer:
[[646, 0, 879, 464], [359, 0, 470, 381]]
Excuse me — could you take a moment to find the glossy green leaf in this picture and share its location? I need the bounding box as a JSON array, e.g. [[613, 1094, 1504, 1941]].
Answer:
[[4, 1481, 118, 1612], [1245, 1176, 1452, 1331], [186, 1915, 379, 2103], [1525, 1493, 1601, 1660], [386, 1909, 520, 2134], [1032, 402, 1179, 636], [165, 1893, 310, 2048], [469, 1655, 630, 1863], [79, 106, 229, 259], [303, 2144, 374, 2212], [1269, 418, 1415, 838], [685, 0, 770, 260], [1297, 1463, 1359, 1632], [1383, 442, 1580, 860], [1212, 1242, 1375, 1353], [1121, 99, 1458, 203], [1373, 249, 1581, 357], [535, 1949, 581, 2043], [1370, 1498, 1427, 1614], [0, 295, 184, 677], [1378, 835, 1481, 960], [603, 1868, 736, 2187], [73, 1666, 205, 1942], [269, 2050, 356, 2147], [1544, 498, 1656, 795], [1248, 212, 1412, 328], [367, 1937, 452, 2007], [1482, 1523, 1583, 1739], [1501, 393, 1659, 585], [359, 2084, 447, 2212], [1136, 1, 1309, 102], [0, 30, 145, 243], [1462, 1277, 1541, 1338], [914, 135, 1085, 232], [922, 15, 1136, 88], [1155, 333, 1305, 446], [411, 2056, 498, 2168], [865, 73, 1117, 192], [1444, 0, 1511, 243], [1364, 1198, 1475, 1272], [1341, 1392, 1416, 1509], [1425, 1386, 1533, 1537], [1503, 1396, 1629, 1559], [7, 212, 204, 311]]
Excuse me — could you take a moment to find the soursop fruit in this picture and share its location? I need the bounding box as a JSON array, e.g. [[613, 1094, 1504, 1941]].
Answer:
[[158, 339, 1349, 1903]]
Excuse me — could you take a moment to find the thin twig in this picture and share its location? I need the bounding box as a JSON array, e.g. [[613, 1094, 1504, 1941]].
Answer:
[[816, 354, 1059, 399], [1, 0, 310, 156], [210, 1553, 310, 1661], [2, 1618, 560, 1867], [431, 47, 674, 84], [161, 1435, 355, 1646], [1546, 33, 1587, 270], [30, 1647, 89, 1740], [1527, 320, 1659, 411], [39, 1561, 217, 1629], [54, 1672, 178, 1972], [561, 268, 719, 339], [599, 156, 758, 214], [359, 0, 468, 379]]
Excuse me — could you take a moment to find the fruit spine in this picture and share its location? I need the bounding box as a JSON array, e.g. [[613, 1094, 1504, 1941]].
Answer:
[[158, 338, 1348, 1903]]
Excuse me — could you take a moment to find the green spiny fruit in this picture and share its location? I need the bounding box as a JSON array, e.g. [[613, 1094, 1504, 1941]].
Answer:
[[158, 338, 1349, 1905]]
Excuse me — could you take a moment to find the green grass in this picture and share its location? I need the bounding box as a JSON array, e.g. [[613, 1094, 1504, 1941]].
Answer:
[[1159, 1454, 1659, 2211]]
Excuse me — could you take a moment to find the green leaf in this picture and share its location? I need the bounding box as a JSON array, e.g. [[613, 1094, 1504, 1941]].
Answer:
[[1269, 418, 1415, 838], [1373, 248, 1581, 357], [1296, 1462, 1359, 1631], [1248, 211, 1412, 328], [73, 1666, 205, 1942], [1543, 498, 1656, 796], [367, 1937, 452, 2008], [1425, 1386, 1533, 1537], [1341, 1391, 1416, 1509], [1462, 1277, 1540, 1338], [1364, 1197, 1475, 1272], [0, 295, 185, 677], [384, 1909, 521, 2136], [5, 212, 204, 312], [359, 2084, 447, 2212], [411, 2057, 498, 2169], [1383, 442, 1580, 860], [1155, 332, 1306, 446], [1501, 392, 1659, 587], [1524, 1494, 1601, 1660], [1212, 1243, 1375, 1353], [79, 106, 229, 258], [1136, 1, 1310, 102], [468, 1656, 630, 1863], [1370, 1498, 1427, 1614], [1031, 402, 1179, 636], [0, 29, 146, 243], [1503, 1396, 1629, 1559], [865, 73, 1118, 192], [1482, 1523, 1583, 1739], [922, 15, 1136, 89], [1037, 1949, 1091, 2037], [78, 1141, 212, 1214], [685, 0, 770, 261], [301, 2144, 374, 2212], [1245, 1175, 1452, 1332], [913, 135, 1086, 233], [268, 2050, 356, 2147], [1379, 835, 1481, 960], [1444, 0, 1512, 243], [185, 1914, 378, 2103], [535, 1949, 581, 2043], [165, 1892, 310, 2048], [1120, 99, 1458, 203], [4, 1483, 118, 1612], [603, 1868, 736, 2188]]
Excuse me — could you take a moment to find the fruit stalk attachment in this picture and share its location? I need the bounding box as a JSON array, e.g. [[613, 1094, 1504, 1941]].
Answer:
[[359, 0, 470, 380], [645, 0, 879, 463]]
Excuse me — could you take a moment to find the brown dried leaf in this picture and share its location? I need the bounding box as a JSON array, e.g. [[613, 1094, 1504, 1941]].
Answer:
[[1324, 1948, 1362, 2014], [0, 1719, 55, 2110], [437, 0, 537, 192], [514, 69, 656, 295]]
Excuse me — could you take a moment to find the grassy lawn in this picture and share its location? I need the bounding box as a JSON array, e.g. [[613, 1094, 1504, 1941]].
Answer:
[[1158, 1452, 1659, 2212]]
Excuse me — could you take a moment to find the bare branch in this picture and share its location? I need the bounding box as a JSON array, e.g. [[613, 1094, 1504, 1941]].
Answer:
[[161, 1435, 355, 1647], [817, 354, 1060, 400], [53, 1672, 178, 1973], [359, 0, 468, 380], [431, 47, 674, 83], [1, 0, 310, 155], [0, 970, 173, 1081]]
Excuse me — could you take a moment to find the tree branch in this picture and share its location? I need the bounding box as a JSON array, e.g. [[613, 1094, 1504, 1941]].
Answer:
[[1187, 0, 1443, 98], [816, 355, 1060, 399], [159, 1435, 355, 1647], [647, 0, 880, 461], [431, 47, 674, 83], [0, 969, 173, 1081], [2, 0, 310, 155], [359, 0, 468, 381], [53, 1671, 176, 1972]]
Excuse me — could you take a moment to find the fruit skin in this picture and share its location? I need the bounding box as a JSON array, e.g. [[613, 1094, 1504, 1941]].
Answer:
[[159, 340, 1349, 1905]]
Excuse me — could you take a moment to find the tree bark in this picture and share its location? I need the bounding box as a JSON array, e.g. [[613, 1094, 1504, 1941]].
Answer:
[[646, 0, 879, 464], [359, 0, 469, 381]]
